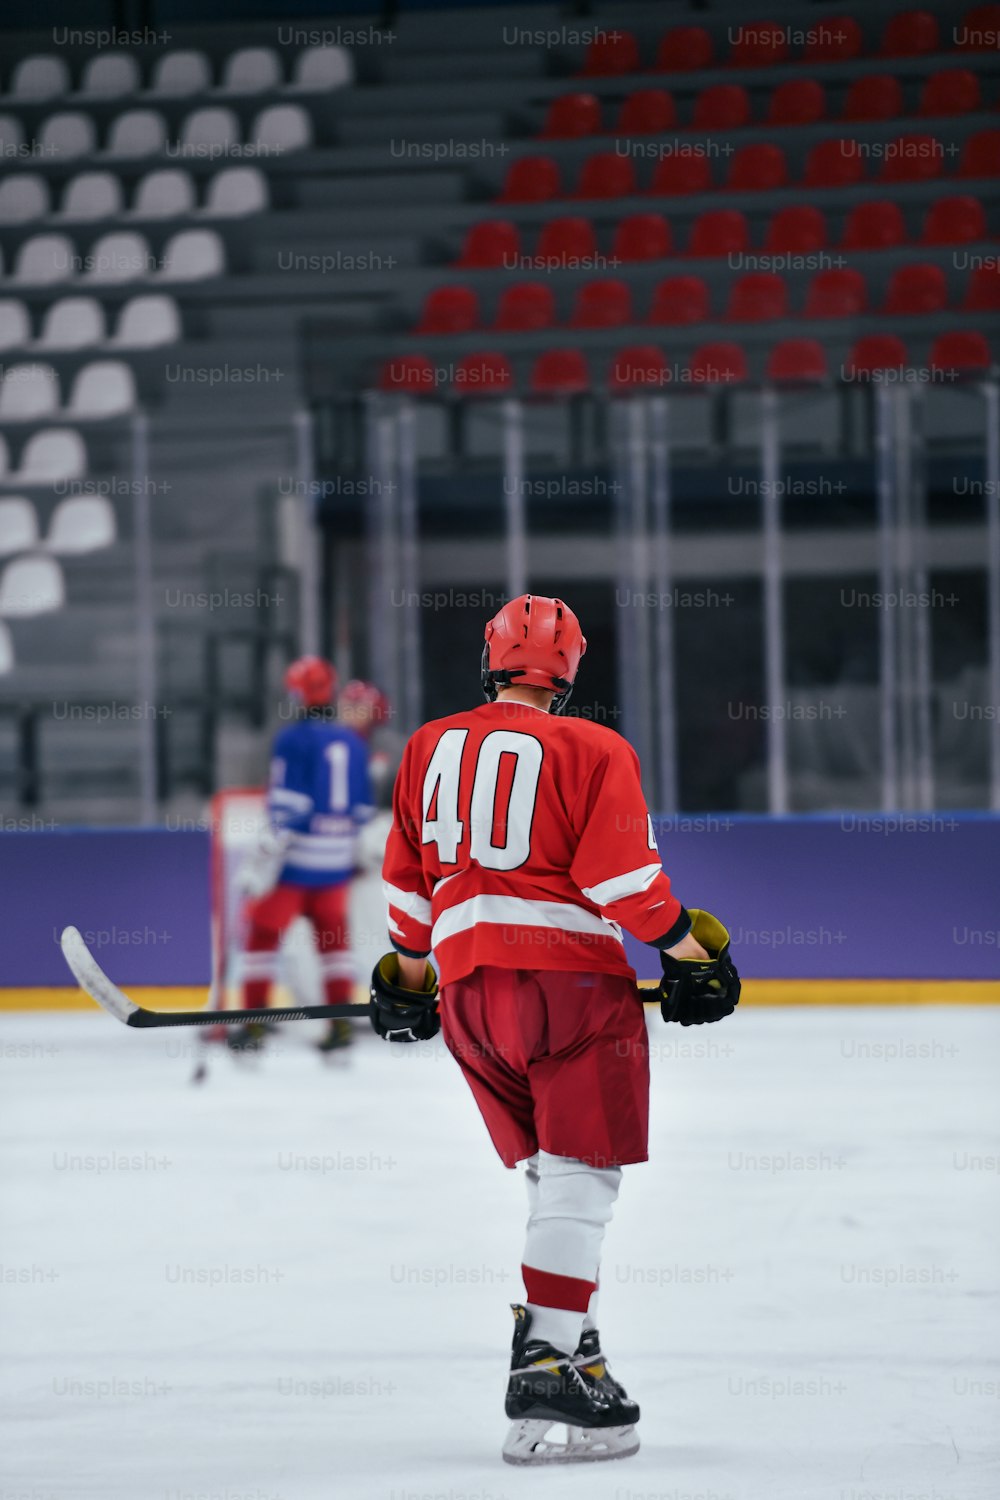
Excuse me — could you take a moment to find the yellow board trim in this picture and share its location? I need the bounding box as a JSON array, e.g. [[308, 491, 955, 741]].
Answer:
[[2, 980, 1000, 1012]]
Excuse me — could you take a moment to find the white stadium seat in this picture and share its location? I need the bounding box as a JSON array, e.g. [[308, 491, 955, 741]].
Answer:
[[290, 46, 354, 92], [202, 165, 267, 216], [219, 47, 282, 94], [180, 106, 240, 153], [0, 114, 26, 154], [10, 55, 70, 100], [82, 231, 150, 284], [80, 53, 141, 98], [0, 554, 65, 616], [0, 496, 39, 555], [0, 434, 9, 477], [68, 360, 136, 418], [0, 300, 31, 351], [148, 50, 212, 97], [0, 620, 13, 673], [104, 108, 167, 158], [0, 363, 60, 420], [132, 168, 196, 218], [46, 495, 116, 553], [34, 297, 106, 350], [158, 228, 224, 281], [14, 429, 86, 482], [249, 104, 311, 153], [12, 234, 74, 284], [0, 174, 49, 223], [110, 294, 180, 348], [39, 112, 97, 159], [57, 170, 124, 221]]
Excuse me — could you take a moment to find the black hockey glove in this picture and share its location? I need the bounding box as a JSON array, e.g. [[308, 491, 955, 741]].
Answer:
[[369, 952, 440, 1043], [660, 910, 740, 1026]]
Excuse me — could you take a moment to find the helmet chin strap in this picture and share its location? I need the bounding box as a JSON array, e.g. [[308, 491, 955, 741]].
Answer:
[[481, 646, 574, 713]]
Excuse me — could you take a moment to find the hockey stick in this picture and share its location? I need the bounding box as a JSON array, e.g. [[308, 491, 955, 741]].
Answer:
[[60, 926, 369, 1030]]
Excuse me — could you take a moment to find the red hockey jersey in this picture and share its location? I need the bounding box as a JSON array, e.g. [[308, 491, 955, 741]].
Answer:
[[382, 700, 688, 986]]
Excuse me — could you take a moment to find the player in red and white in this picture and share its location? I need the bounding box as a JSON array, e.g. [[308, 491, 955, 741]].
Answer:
[[337, 679, 395, 803], [370, 595, 740, 1464], [235, 656, 372, 1052]]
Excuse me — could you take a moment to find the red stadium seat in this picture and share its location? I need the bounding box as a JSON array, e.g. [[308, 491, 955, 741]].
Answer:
[[493, 282, 556, 332], [726, 272, 789, 322], [840, 200, 907, 250], [804, 138, 865, 188], [728, 20, 789, 68], [616, 90, 676, 134], [881, 10, 940, 56], [536, 217, 598, 265], [656, 26, 714, 72], [956, 5, 1000, 51], [499, 155, 560, 203], [530, 347, 590, 395], [929, 331, 991, 374], [767, 79, 826, 127], [764, 205, 827, 254], [456, 220, 520, 269], [570, 278, 633, 328], [379, 354, 435, 394], [726, 143, 787, 192], [612, 213, 672, 261], [805, 268, 867, 318], [803, 15, 863, 61], [920, 195, 987, 244], [842, 74, 904, 122], [692, 84, 751, 132], [883, 263, 948, 315], [416, 285, 479, 335], [919, 69, 981, 115], [689, 341, 748, 384], [610, 345, 671, 390], [581, 30, 640, 76], [649, 275, 710, 325], [766, 338, 828, 382], [688, 209, 750, 259], [574, 151, 637, 199], [878, 135, 943, 183], [963, 265, 1000, 310], [453, 352, 514, 396], [649, 152, 712, 196], [541, 93, 601, 139], [961, 130, 1000, 178], [847, 334, 909, 375]]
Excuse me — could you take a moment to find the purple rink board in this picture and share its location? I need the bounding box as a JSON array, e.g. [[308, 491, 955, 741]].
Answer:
[[1, 814, 998, 989]]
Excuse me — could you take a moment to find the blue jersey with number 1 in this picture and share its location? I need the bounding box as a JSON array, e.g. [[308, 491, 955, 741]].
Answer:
[[267, 719, 373, 887]]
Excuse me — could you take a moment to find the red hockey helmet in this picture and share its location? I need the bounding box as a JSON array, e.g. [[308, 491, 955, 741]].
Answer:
[[285, 655, 337, 708], [482, 594, 586, 713], [338, 679, 389, 734]]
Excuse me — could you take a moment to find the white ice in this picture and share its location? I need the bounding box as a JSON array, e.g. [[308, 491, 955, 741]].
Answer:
[[2, 1004, 998, 1500]]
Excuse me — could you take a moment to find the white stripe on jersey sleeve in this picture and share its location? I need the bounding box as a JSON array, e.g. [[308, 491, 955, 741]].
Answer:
[[432, 894, 623, 948], [581, 861, 663, 907], [383, 880, 433, 926]]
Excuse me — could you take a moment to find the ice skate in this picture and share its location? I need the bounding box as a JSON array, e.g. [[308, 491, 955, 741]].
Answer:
[[573, 1326, 640, 1423], [316, 1019, 354, 1054], [502, 1305, 639, 1465], [225, 1018, 275, 1053]]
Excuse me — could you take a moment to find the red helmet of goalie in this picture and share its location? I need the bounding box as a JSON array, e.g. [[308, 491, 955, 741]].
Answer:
[[285, 655, 337, 708], [482, 594, 586, 714]]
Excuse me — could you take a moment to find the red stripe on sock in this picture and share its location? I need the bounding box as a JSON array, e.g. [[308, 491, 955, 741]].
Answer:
[[522, 1264, 596, 1313]]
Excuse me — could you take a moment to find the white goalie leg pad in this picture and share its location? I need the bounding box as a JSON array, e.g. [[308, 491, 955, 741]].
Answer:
[[502, 1419, 639, 1466]]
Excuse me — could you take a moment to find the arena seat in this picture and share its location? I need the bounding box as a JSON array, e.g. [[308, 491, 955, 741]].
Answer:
[[616, 90, 676, 134], [764, 205, 827, 253], [689, 209, 749, 259], [493, 282, 555, 332], [132, 169, 196, 218], [649, 153, 712, 196], [456, 221, 520, 268], [249, 104, 312, 153], [0, 300, 30, 350], [536, 217, 597, 265], [203, 167, 269, 216], [806, 268, 868, 318], [573, 152, 637, 199], [81, 54, 140, 98], [569, 278, 633, 328], [803, 15, 863, 61], [920, 195, 986, 243], [379, 355, 435, 394], [68, 360, 136, 418], [920, 69, 981, 115], [847, 333, 909, 374], [453, 351, 514, 395], [689, 341, 748, 384], [13, 429, 86, 482], [656, 26, 714, 72], [180, 107, 240, 154], [580, 31, 640, 76], [109, 294, 181, 347], [0, 620, 13, 672], [540, 94, 601, 139], [46, 496, 117, 553], [728, 20, 789, 67], [960, 130, 1000, 178], [530, 348, 590, 395], [0, 497, 39, 554], [40, 113, 97, 160], [804, 138, 865, 188], [499, 156, 560, 203], [416, 285, 479, 335], [35, 297, 105, 349], [82, 231, 149, 284], [0, 175, 50, 223], [692, 84, 750, 132], [12, 235, 73, 285], [288, 46, 354, 93], [104, 109, 167, 159], [880, 9, 940, 56], [767, 79, 826, 126], [726, 144, 787, 192], [58, 171, 123, 221], [841, 200, 907, 249], [148, 51, 212, 97], [929, 330, 991, 374], [883, 263, 948, 315], [10, 55, 69, 99], [879, 134, 944, 183], [842, 74, 904, 121], [609, 345, 670, 389], [649, 275, 710, 325], [766, 338, 828, 382], [0, 554, 65, 616], [158, 229, 225, 280], [613, 213, 671, 262], [219, 47, 282, 94], [726, 272, 788, 323], [956, 5, 1000, 50], [963, 265, 1000, 309]]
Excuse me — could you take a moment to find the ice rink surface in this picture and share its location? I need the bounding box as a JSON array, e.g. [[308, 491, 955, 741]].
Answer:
[[3, 1003, 999, 1500]]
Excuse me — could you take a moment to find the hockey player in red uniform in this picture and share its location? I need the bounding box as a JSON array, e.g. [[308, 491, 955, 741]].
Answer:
[[370, 595, 740, 1464]]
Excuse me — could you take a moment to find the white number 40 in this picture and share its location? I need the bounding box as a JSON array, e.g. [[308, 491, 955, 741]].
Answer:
[[421, 728, 542, 870]]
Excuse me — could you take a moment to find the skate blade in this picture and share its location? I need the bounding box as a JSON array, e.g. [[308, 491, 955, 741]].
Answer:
[[502, 1419, 639, 1466]]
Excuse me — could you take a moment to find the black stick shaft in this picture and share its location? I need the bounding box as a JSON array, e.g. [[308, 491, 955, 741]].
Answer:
[[129, 1002, 371, 1028]]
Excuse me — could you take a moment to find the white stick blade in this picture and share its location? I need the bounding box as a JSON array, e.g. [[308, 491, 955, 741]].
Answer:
[[60, 926, 139, 1024]]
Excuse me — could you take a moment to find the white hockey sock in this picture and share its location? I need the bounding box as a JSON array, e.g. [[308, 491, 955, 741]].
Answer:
[[521, 1150, 621, 1355]]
